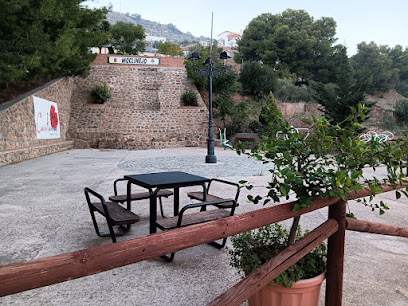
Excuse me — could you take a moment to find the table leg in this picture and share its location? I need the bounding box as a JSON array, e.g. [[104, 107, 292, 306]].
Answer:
[[126, 181, 132, 231], [174, 187, 179, 216], [201, 183, 208, 212], [149, 189, 159, 234]]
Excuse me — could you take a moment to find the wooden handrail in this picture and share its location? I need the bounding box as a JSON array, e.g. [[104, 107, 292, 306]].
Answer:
[[208, 219, 339, 306], [346, 217, 408, 237], [0, 182, 405, 298], [0, 196, 340, 297]]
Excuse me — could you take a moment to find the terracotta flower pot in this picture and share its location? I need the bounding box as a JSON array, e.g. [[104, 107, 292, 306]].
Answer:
[[248, 272, 325, 306]]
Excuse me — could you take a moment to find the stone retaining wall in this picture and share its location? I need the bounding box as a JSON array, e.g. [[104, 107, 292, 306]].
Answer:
[[68, 55, 208, 149], [0, 78, 74, 166]]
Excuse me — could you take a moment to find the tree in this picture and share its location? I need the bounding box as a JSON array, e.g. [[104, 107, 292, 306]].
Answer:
[[311, 46, 373, 126], [96, 20, 111, 54], [389, 45, 408, 97], [184, 44, 238, 94], [0, 0, 109, 89], [389, 45, 408, 80], [237, 9, 339, 82], [239, 62, 277, 98], [157, 42, 182, 56], [351, 42, 399, 94], [111, 21, 145, 55]]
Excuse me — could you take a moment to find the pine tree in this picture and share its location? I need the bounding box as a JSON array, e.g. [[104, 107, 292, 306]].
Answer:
[[0, 0, 109, 89], [312, 46, 374, 126]]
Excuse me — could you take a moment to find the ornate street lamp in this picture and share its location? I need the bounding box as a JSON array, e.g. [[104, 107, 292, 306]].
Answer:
[[188, 13, 231, 164]]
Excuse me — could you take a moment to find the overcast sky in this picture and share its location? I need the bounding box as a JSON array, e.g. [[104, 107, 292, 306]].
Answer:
[[82, 0, 408, 55]]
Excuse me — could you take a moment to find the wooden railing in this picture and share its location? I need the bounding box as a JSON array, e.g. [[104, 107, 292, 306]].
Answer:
[[0, 183, 407, 305]]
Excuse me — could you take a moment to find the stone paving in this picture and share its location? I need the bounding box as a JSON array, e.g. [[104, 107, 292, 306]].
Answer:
[[0, 147, 407, 305]]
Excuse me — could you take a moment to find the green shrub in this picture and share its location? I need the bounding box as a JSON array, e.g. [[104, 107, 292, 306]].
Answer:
[[239, 62, 277, 98], [395, 80, 408, 98], [181, 90, 198, 106], [394, 99, 408, 124], [274, 78, 316, 102], [376, 115, 404, 133], [229, 223, 326, 288], [91, 84, 111, 104]]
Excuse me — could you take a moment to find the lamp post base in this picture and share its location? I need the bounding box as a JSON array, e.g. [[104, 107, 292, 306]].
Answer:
[[205, 154, 217, 164], [205, 137, 217, 163]]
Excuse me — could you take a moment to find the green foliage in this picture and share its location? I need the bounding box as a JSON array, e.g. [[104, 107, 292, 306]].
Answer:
[[373, 116, 405, 134], [91, 84, 111, 104], [234, 104, 408, 285], [157, 42, 182, 56], [213, 96, 252, 134], [239, 62, 277, 98], [238, 9, 339, 82], [395, 80, 408, 98], [274, 78, 316, 102], [237, 104, 408, 213], [389, 45, 408, 81], [180, 90, 198, 106], [312, 47, 374, 126], [351, 42, 399, 94], [228, 223, 327, 288], [394, 99, 408, 124], [184, 44, 238, 94], [227, 101, 252, 135], [213, 94, 235, 127], [111, 21, 145, 54], [0, 1, 109, 89]]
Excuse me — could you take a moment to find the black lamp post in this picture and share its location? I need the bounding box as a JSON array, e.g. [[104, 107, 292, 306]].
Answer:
[[188, 14, 231, 164]]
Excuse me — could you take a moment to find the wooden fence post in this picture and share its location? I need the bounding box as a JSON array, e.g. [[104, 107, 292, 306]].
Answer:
[[325, 199, 347, 306]]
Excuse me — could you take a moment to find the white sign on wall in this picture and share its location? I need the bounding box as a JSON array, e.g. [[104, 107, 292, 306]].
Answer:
[[108, 56, 160, 65], [33, 96, 61, 139]]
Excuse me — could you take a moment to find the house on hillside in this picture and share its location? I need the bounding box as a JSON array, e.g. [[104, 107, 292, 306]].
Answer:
[[145, 34, 167, 47], [217, 31, 241, 48]]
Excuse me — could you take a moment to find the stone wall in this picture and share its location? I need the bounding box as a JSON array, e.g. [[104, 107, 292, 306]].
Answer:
[[0, 55, 209, 165], [0, 78, 74, 166], [68, 54, 208, 149]]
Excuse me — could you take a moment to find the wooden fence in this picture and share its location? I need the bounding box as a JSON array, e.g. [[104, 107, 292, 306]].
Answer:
[[0, 184, 407, 305]]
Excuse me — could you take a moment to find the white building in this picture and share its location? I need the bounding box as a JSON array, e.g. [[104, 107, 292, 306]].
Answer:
[[217, 31, 241, 48], [145, 35, 167, 43]]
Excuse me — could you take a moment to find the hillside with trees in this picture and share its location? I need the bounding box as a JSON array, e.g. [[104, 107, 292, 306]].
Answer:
[[187, 9, 408, 136], [107, 11, 210, 45]]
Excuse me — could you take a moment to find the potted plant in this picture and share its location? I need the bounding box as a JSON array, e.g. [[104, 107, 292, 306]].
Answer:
[[232, 96, 408, 305], [181, 89, 198, 106], [91, 83, 111, 104], [229, 224, 326, 306]]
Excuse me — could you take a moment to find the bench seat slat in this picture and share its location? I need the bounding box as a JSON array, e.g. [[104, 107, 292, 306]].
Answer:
[[91, 202, 140, 224], [156, 209, 230, 230], [109, 189, 173, 203], [187, 192, 235, 208]]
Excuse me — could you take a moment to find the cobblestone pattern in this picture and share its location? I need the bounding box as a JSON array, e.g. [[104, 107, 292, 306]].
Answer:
[[68, 63, 208, 150], [0, 78, 75, 165]]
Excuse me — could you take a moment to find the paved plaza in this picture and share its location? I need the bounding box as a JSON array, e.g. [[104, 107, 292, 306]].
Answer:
[[0, 147, 407, 305]]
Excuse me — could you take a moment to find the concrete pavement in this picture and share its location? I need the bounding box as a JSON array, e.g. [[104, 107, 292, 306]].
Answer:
[[0, 147, 407, 305]]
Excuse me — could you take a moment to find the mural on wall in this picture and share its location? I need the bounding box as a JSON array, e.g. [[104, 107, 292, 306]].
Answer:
[[33, 96, 60, 139]]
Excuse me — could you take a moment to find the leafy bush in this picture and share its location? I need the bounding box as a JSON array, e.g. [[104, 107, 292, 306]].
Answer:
[[239, 62, 277, 98], [91, 84, 111, 104], [395, 80, 408, 98], [181, 90, 198, 106], [274, 78, 316, 102], [226, 101, 251, 134], [370, 115, 405, 134], [214, 96, 252, 134], [229, 223, 326, 288], [394, 99, 408, 124]]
